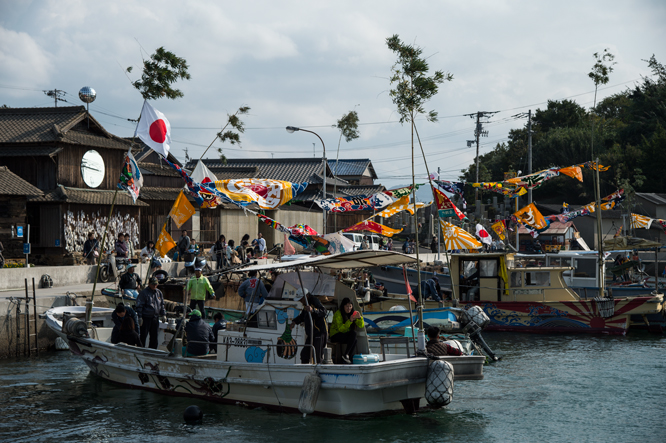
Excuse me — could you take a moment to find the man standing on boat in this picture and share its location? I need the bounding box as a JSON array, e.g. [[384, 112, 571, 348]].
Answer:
[[136, 277, 167, 349], [177, 230, 190, 262], [291, 288, 328, 364], [252, 232, 266, 257], [185, 267, 215, 317], [238, 270, 268, 317]]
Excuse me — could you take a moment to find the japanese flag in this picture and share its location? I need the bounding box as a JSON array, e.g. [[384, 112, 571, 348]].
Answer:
[[475, 223, 493, 245], [135, 101, 171, 158]]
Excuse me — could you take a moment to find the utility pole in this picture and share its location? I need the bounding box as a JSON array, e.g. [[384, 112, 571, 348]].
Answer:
[[43, 89, 65, 107], [465, 111, 497, 203], [513, 110, 534, 203]]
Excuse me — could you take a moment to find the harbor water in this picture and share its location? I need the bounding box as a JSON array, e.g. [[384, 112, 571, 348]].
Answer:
[[1, 332, 665, 443]]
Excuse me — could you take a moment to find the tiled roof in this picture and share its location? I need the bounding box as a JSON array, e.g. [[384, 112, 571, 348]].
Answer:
[[0, 146, 62, 157], [517, 221, 574, 235], [637, 193, 666, 206], [308, 173, 349, 186], [341, 185, 386, 196], [127, 138, 183, 166], [328, 159, 377, 179], [293, 184, 386, 202], [28, 186, 149, 206], [139, 187, 189, 201], [188, 158, 331, 184], [207, 166, 260, 180], [0, 106, 130, 151], [138, 162, 181, 177], [0, 166, 43, 196]]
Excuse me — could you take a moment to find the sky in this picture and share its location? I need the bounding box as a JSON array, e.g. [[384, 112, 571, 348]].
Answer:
[[1, 0, 665, 191]]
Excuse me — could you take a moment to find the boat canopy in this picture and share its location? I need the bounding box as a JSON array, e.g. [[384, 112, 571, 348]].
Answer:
[[604, 236, 663, 251], [240, 250, 419, 272]]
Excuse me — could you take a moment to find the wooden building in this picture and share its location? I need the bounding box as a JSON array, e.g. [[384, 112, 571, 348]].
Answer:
[[0, 106, 145, 262], [0, 166, 43, 258]]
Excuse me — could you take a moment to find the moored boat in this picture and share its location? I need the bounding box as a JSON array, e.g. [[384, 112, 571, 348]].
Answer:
[[51, 251, 478, 416]]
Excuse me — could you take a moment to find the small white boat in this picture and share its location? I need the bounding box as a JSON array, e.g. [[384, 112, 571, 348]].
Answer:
[[51, 251, 476, 416]]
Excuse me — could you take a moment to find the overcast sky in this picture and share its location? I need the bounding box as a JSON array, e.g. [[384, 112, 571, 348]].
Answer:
[[1, 0, 664, 190]]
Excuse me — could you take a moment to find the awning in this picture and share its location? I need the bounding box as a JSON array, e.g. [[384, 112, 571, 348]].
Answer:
[[240, 250, 419, 272]]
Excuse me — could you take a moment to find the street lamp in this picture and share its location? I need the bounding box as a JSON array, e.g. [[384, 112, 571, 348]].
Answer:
[[286, 126, 327, 234]]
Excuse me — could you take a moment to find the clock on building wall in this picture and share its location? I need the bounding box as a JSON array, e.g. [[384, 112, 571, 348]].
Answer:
[[81, 150, 105, 188]]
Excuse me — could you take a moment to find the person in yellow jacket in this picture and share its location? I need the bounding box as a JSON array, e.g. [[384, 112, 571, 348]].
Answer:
[[329, 297, 364, 364], [184, 267, 214, 317]]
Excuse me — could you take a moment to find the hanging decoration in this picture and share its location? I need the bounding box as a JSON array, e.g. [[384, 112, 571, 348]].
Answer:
[[385, 184, 424, 198], [314, 193, 393, 212], [513, 203, 550, 232], [433, 187, 466, 220], [440, 221, 482, 251], [117, 149, 143, 203], [342, 220, 403, 237], [491, 221, 507, 241], [374, 196, 429, 218], [170, 190, 196, 228]]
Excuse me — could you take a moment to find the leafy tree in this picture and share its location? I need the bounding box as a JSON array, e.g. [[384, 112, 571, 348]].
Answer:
[[127, 47, 191, 100], [335, 110, 360, 143], [216, 106, 251, 163], [588, 48, 616, 158], [387, 34, 452, 302]]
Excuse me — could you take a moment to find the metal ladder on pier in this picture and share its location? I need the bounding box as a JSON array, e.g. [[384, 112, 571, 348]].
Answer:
[[16, 278, 39, 357]]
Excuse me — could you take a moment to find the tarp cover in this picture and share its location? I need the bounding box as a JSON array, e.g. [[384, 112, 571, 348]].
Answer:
[[603, 236, 663, 250], [240, 250, 419, 273]]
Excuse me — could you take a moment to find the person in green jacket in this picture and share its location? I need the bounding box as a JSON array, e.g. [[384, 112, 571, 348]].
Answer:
[[184, 267, 214, 316], [330, 297, 364, 364]]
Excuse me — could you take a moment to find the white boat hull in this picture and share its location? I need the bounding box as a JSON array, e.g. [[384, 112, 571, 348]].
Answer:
[[67, 336, 429, 416]]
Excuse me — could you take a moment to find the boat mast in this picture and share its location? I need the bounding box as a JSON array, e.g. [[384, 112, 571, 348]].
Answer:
[[595, 157, 605, 298], [411, 116, 425, 351]]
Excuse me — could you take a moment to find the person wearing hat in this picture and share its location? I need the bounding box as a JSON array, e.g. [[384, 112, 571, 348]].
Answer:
[[426, 326, 463, 357], [184, 309, 215, 356], [136, 277, 167, 349], [290, 288, 328, 364], [420, 275, 442, 302], [118, 263, 142, 299], [184, 267, 215, 317]]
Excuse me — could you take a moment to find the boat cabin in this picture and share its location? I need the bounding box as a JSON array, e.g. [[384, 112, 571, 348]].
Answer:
[[217, 271, 370, 364], [450, 252, 581, 303]]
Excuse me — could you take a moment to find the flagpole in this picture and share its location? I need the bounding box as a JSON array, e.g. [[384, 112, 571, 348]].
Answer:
[[87, 187, 119, 326], [87, 108, 144, 325]]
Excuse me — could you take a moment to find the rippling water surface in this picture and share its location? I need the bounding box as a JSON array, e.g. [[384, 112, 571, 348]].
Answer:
[[1, 332, 665, 443]]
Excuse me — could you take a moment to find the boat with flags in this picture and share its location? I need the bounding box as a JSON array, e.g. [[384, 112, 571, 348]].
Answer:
[[52, 250, 487, 416]]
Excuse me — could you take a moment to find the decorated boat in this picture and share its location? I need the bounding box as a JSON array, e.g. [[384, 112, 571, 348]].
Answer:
[[442, 252, 664, 335], [51, 251, 485, 416]]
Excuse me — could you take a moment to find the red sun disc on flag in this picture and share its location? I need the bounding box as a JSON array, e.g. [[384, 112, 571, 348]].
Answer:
[[478, 229, 489, 237], [149, 119, 167, 143]]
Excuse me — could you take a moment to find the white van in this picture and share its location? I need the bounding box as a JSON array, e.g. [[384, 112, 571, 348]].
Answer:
[[342, 233, 381, 250]]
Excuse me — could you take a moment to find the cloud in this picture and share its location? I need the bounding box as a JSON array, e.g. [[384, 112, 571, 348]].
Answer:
[[0, 26, 52, 91]]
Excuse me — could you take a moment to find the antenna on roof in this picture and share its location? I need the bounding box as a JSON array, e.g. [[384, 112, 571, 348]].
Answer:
[[43, 89, 66, 107], [78, 87, 96, 128]]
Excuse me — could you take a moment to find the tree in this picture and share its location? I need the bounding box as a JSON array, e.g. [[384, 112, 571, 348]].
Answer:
[[588, 48, 616, 158], [332, 109, 360, 230], [386, 34, 452, 306], [216, 106, 251, 163], [127, 47, 191, 100]]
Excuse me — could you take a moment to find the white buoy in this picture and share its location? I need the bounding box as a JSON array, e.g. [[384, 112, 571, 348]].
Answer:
[[425, 360, 454, 407], [298, 373, 322, 416]]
